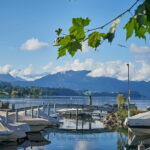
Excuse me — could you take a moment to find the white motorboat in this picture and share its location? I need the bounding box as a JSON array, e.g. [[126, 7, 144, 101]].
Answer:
[[9, 108, 59, 132], [0, 116, 30, 142], [124, 111, 150, 135]]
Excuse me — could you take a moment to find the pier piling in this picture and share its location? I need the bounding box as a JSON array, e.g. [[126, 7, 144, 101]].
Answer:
[[89, 96, 92, 105], [12, 104, 15, 110]]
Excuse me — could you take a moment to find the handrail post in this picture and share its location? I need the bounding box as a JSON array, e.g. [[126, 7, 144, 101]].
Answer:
[[15, 109, 18, 122], [6, 110, 8, 124], [43, 103, 44, 112], [54, 104, 56, 113], [76, 104, 78, 119], [31, 107, 33, 118], [47, 104, 50, 116], [24, 107, 27, 116], [37, 106, 40, 118]]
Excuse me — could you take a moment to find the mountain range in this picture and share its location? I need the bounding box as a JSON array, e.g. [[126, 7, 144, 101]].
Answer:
[[0, 70, 149, 98]]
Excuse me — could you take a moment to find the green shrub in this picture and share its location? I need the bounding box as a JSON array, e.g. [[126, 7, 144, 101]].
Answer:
[[2, 102, 9, 109]]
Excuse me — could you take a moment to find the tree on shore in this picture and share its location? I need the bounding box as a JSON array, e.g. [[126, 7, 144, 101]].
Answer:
[[117, 94, 127, 111]]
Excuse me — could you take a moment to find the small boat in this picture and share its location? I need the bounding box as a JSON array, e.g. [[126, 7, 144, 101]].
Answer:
[[9, 108, 59, 132], [124, 111, 150, 135], [0, 116, 30, 142]]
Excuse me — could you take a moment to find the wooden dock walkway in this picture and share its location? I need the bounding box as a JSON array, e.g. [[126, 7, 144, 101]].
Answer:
[[4, 103, 118, 113]]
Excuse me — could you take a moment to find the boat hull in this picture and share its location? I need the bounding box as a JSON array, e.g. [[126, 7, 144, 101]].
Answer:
[[129, 126, 150, 135]]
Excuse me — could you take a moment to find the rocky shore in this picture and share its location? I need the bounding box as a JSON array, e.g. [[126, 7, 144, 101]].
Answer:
[[102, 113, 125, 130]]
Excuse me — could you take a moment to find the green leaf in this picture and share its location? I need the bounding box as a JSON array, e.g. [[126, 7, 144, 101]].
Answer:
[[54, 37, 64, 45], [55, 28, 62, 36], [72, 17, 90, 27], [145, 0, 150, 21], [67, 41, 81, 57], [135, 3, 145, 27], [124, 18, 135, 40], [105, 32, 115, 43], [56, 35, 71, 46], [88, 32, 101, 48], [57, 46, 66, 59], [56, 35, 82, 58], [135, 26, 146, 39], [69, 26, 85, 41], [69, 17, 90, 41], [100, 33, 106, 39], [148, 27, 150, 34]]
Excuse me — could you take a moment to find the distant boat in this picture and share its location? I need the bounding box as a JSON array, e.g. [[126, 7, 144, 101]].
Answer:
[[124, 111, 150, 135]]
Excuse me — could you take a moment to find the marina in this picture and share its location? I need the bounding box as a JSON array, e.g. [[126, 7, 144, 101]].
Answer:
[[0, 96, 150, 150]]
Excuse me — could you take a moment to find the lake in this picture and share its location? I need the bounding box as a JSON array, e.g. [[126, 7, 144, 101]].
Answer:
[[0, 96, 150, 150]]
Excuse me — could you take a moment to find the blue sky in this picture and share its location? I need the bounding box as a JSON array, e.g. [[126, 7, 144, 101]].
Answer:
[[0, 0, 150, 81]]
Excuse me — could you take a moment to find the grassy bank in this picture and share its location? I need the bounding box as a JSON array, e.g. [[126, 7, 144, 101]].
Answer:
[[116, 109, 147, 122]]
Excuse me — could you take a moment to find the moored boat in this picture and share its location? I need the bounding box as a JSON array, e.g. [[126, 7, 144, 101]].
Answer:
[[124, 111, 150, 135]]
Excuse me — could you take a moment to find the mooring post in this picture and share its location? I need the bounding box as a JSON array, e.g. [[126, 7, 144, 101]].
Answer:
[[89, 96, 92, 105], [54, 104, 56, 113], [12, 104, 15, 110], [24, 107, 27, 116], [6, 109, 8, 124], [31, 107, 33, 118], [47, 104, 50, 116], [138, 143, 145, 150], [15, 109, 18, 122]]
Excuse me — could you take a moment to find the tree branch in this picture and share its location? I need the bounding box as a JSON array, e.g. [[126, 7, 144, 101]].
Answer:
[[86, 0, 140, 32]]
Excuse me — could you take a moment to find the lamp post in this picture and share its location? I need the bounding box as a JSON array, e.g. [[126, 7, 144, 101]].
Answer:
[[127, 63, 130, 117]]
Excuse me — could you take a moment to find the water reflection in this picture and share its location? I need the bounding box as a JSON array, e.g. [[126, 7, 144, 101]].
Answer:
[[0, 132, 50, 150], [3, 116, 150, 150], [59, 116, 105, 130], [74, 141, 89, 150], [126, 133, 150, 150]]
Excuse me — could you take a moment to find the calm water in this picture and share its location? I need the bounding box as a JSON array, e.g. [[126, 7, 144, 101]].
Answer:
[[0, 116, 128, 150], [0, 96, 150, 150], [1, 96, 150, 110]]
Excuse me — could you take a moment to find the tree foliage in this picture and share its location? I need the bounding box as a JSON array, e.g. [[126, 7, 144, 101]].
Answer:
[[117, 94, 127, 111], [54, 0, 150, 58]]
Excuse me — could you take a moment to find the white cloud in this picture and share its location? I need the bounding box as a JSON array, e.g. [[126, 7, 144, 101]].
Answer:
[[21, 64, 34, 76], [51, 59, 97, 74], [10, 64, 41, 81], [51, 58, 150, 82], [0, 65, 12, 74], [130, 43, 150, 54], [42, 62, 53, 71], [21, 38, 49, 51]]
